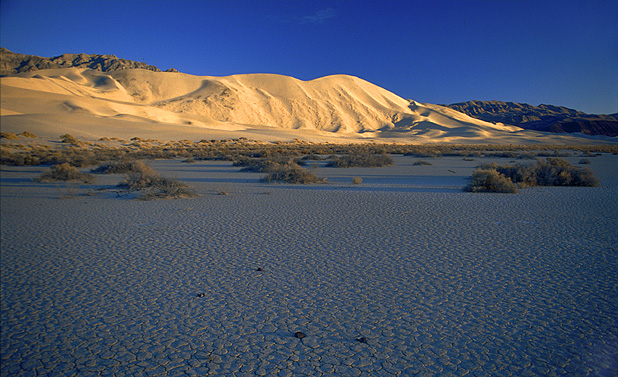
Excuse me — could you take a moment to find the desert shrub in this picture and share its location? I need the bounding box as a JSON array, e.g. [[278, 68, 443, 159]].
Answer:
[[19, 131, 37, 138], [118, 161, 197, 199], [578, 158, 591, 165], [413, 160, 433, 166], [118, 161, 164, 190], [327, 153, 393, 168], [530, 158, 598, 187], [465, 168, 518, 193], [352, 177, 363, 184], [234, 155, 302, 172], [261, 163, 326, 184], [35, 162, 94, 183], [0, 132, 19, 140], [472, 158, 599, 191], [60, 134, 81, 145], [91, 160, 139, 174], [138, 178, 198, 200], [0, 149, 41, 166]]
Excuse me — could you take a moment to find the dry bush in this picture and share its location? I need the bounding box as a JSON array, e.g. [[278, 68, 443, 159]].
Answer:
[[0, 132, 19, 140], [118, 161, 197, 199], [60, 134, 81, 145], [327, 153, 393, 168], [578, 159, 592, 165], [261, 163, 326, 184], [234, 155, 302, 172], [413, 160, 433, 166], [91, 160, 142, 174], [19, 131, 37, 138], [35, 162, 94, 183], [465, 168, 518, 193], [471, 157, 599, 192]]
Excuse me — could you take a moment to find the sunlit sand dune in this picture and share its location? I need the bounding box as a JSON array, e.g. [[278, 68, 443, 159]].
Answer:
[[2, 68, 610, 144]]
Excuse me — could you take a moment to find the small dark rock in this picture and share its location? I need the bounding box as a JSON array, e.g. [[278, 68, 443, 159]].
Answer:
[[356, 336, 368, 343], [197, 293, 206, 298], [256, 268, 263, 272], [294, 331, 306, 339]]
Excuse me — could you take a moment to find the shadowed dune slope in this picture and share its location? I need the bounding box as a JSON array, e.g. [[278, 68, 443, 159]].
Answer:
[[1, 67, 613, 143]]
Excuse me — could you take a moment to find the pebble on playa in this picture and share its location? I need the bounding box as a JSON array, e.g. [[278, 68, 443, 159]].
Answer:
[[294, 331, 306, 339]]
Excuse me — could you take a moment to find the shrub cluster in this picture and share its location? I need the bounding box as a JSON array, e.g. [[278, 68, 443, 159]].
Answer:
[[2, 137, 617, 168], [34, 162, 94, 183], [233, 155, 325, 184], [327, 153, 393, 168], [466, 157, 599, 193]]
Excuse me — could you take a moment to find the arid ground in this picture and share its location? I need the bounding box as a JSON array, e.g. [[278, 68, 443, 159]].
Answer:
[[2, 151, 617, 376]]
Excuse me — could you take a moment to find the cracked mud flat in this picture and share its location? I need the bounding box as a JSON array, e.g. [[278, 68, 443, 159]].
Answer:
[[1, 155, 617, 376]]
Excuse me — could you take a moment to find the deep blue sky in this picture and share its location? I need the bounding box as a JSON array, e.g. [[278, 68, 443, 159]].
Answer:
[[2, 0, 617, 114]]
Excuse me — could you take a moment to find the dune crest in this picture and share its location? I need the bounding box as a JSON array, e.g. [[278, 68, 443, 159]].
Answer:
[[1, 67, 609, 143]]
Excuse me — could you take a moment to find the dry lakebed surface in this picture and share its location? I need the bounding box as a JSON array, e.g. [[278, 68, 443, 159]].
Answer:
[[1, 154, 617, 376]]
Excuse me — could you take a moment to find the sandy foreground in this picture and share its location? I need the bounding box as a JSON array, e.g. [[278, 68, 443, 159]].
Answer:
[[1, 154, 617, 376]]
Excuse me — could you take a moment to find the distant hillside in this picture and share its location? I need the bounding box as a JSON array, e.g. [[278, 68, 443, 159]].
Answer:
[[447, 100, 618, 137], [0, 48, 178, 76]]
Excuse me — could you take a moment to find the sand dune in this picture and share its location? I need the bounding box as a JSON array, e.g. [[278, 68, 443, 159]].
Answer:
[[1, 68, 613, 143]]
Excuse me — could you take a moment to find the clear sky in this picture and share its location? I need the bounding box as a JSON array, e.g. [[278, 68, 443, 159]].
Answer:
[[1, 0, 617, 114]]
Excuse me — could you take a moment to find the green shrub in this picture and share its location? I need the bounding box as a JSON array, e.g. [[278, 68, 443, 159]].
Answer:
[[327, 153, 393, 168], [465, 168, 518, 193], [35, 162, 94, 183]]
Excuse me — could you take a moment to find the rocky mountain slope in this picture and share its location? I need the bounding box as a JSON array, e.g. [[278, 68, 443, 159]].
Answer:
[[447, 100, 618, 137], [0, 48, 178, 76]]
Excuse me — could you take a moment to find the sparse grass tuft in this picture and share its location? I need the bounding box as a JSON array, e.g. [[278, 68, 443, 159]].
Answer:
[[35, 162, 94, 183]]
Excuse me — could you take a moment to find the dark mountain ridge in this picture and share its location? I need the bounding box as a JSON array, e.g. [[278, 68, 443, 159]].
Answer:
[[447, 100, 618, 137], [0, 48, 178, 76]]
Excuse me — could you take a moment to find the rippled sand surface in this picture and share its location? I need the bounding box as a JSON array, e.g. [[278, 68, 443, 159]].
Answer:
[[2, 155, 617, 376]]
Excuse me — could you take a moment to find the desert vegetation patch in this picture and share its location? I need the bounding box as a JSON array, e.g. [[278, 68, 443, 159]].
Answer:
[[466, 157, 599, 193]]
